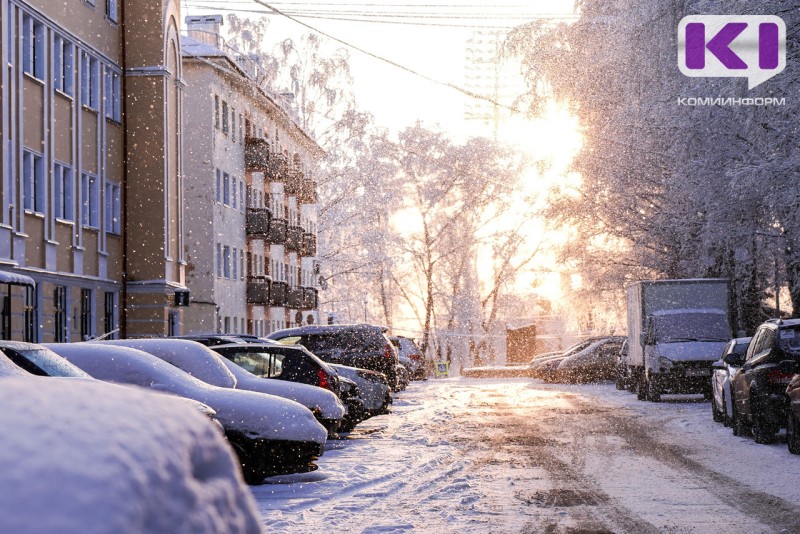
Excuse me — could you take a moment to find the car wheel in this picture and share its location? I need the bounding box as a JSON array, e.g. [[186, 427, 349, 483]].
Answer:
[[787, 412, 800, 455], [721, 395, 732, 428], [731, 395, 749, 437], [751, 398, 778, 445], [711, 395, 724, 423], [647, 376, 661, 403]]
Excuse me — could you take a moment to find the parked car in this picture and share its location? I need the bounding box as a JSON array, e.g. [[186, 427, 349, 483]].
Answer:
[[183, 335, 390, 430], [97, 338, 344, 436], [395, 363, 410, 391], [730, 319, 800, 443], [557, 336, 626, 383], [785, 369, 800, 454], [711, 337, 751, 426], [390, 335, 427, 380], [266, 324, 400, 389], [0, 340, 92, 379], [528, 338, 601, 380], [47, 342, 327, 484]]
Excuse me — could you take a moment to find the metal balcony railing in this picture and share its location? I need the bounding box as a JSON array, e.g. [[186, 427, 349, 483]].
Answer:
[[300, 233, 317, 256], [246, 277, 271, 305], [268, 218, 288, 245], [270, 280, 288, 307], [245, 207, 271, 236], [286, 225, 304, 251]]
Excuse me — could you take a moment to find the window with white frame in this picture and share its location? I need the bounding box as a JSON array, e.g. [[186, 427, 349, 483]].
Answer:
[[54, 162, 74, 221], [239, 182, 244, 213], [105, 182, 121, 234], [232, 177, 237, 209], [104, 68, 121, 122], [216, 243, 222, 277], [81, 172, 99, 227], [240, 249, 245, 280], [22, 150, 44, 213], [223, 173, 230, 205], [53, 36, 75, 96], [231, 110, 236, 142], [222, 101, 229, 134], [223, 245, 231, 278], [214, 95, 220, 128], [81, 53, 100, 109], [239, 114, 243, 142], [215, 169, 221, 202], [106, 0, 118, 23], [22, 15, 44, 79]]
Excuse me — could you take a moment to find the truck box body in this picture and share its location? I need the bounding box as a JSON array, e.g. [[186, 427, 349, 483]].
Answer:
[[626, 279, 732, 397]]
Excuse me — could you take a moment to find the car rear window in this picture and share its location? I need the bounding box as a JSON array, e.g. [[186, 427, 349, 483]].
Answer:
[[299, 330, 385, 353], [224, 350, 285, 378]]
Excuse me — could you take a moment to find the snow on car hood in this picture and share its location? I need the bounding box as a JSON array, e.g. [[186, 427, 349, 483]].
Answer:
[[48, 343, 327, 444], [219, 357, 345, 420], [0, 377, 261, 533], [97, 339, 237, 388], [655, 341, 729, 362]]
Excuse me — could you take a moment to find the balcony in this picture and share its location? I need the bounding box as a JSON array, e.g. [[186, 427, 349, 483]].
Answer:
[[298, 179, 318, 204], [265, 154, 288, 183], [300, 233, 317, 257], [302, 287, 318, 310], [244, 138, 271, 171], [285, 170, 303, 196], [286, 225, 304, 252], [287, 286, 304, 309], [268, 218, 288, 245], [270, 280, 288, 307], [246, 277, 271, 305], [245, 207, 271, 236]]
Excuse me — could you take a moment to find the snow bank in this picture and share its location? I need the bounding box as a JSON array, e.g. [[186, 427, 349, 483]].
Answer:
[[219, 356, 345, 421], [98, 339, 237, 388], [47, 343, 328, 444], [0, 377, 262, 534]]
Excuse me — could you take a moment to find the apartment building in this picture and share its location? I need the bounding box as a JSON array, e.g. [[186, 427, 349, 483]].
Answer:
[[0, 0, 186, 340], [181, 15, 322, 336]]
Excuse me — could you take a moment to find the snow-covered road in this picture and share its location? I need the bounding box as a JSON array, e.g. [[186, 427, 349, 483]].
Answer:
[[252, 378, 800, 533]]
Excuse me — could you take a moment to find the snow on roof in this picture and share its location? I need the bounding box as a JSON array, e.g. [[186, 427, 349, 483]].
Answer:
[[98, 339, 237, 388], [0, 377, 261, 533], [47, 343, 327, 444], [218, 356, 345, 420], [0, 270, 35, 286]]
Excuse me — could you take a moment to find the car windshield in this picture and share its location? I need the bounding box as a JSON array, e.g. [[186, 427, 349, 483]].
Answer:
[[16, 348, 92, 378], [654, 313, 730, 343]]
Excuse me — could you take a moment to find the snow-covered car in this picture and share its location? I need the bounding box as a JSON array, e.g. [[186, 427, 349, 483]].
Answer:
[[328, 363, 392, 417], [0, 376, 262, 533], [529, 338, 603, 380], [46, 342, 327, 484], [711, 337, 751, 426], [557, 336, 626, 383], [390, 335, 427, 380], [0, 340, 92, 378], [785, 371, 800, 455], [395, 363, 410, 390], [97, 338, 344, 434]]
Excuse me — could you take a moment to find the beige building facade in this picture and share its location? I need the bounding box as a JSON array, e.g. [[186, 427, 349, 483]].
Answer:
[[0, 0, 187, 340]]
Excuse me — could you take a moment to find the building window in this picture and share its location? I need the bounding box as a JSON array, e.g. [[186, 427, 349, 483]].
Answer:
[[239, 114, 243, 142], [239, 182, 244, 213], [216, 243, 222, 278], [81, 53, 100, 109], [221, 101, 229, 134], [231, 110, 236, 142], [106, 0, 118, 23], [54, 286, 68, 342], [80, 288, 92, 340], [23, 286, 37, 343], [104, 292, 117, 338], [105, 182, 121, 234], [22, 15, 44, 79], [53, 36, 75, 96], [81, 173, 99, 227], [232, 177, 237, 209], [54, 162, 74, 221], [104, 69, 121, 122], [22, 150, 44, 213], [240, 249, 245, 281], [223, 173, 230, 205], [223, 246, 231, 279], [232, 247, 238, 280], [215, 169, 221, 202], [223, 316, 230, 333]]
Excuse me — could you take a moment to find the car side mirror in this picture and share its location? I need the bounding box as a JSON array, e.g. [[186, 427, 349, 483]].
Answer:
[[778, 359, 798, 375], [723, 353, 744, 367]]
